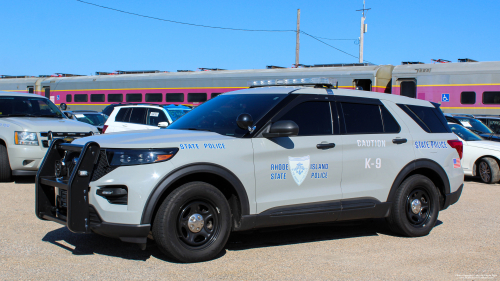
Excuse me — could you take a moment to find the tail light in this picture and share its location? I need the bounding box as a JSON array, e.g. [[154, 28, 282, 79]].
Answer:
[[447, 140, 463, 159], [102, 125, 108, 133]]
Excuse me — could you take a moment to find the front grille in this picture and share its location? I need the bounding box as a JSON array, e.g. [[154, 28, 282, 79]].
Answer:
[[91, 151, 117, 181], [40, 132, 94, 138]]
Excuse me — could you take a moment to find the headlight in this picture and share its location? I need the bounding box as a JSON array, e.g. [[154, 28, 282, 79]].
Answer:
[[14, 131, 39, 145], [106, 148, 179, 166]]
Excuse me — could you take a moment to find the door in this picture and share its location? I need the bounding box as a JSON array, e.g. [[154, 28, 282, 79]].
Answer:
[[111, 107, 150, 132], [338, 98, 415, 202], [400, 80, 416, 98], [253, 96, 343, 213], [43, 86, 50, 99]]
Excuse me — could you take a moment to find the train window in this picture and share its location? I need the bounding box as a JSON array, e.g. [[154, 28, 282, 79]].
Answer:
[[188, 93, 207, 103], [211, 93, 222, 99], [108, 94, 123, 102], [27, 86, 34, 94], [354, 79, 372, 91], [43, 87, 50, 99], [460, 92, 476, 104], [146, 93, 163, 102], [400, 81, 416, 98], [91, 94, 105, 102], [126, 93, 143, 102], [483, 92, 500, 104], [74, 94, 88, 102], [66, 95, 72, 102], [166, 93, 184, 102]]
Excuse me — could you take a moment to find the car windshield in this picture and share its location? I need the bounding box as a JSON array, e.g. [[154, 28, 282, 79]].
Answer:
[[75, 113, 105, 126], [449, 124, 483, 141], [0, 96, 64, 118], [455, 117, 494, 134], [167, 94, 287, 137], [165, 108, 191, 122]]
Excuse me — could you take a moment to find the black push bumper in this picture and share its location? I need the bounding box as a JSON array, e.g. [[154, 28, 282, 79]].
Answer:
[[35, 139, 150, 243], [442, 183, 463, 210]]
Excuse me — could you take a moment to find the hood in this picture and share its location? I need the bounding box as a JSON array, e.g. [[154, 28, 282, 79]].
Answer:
[[4, 117, 97, 133], [72, 128, 234, 148], [467, 140, 500, 151]]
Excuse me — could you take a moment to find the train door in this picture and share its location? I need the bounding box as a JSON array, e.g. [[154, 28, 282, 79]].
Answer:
[[43, 86, 50, 99], [399, 79, 416, 98], [354, 79, 372, 91]]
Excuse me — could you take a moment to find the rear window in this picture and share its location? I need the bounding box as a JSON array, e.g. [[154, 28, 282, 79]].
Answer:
[[115, 108, 131, 122], [397, 104, 451, 133], [341, 103, 400, 134]]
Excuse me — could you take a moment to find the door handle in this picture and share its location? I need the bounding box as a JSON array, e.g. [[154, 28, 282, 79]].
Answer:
[[392, 138, 407, 144], [316, 143, 336, 149]]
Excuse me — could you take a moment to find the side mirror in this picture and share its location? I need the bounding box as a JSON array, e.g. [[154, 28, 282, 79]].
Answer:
[[158, 122, 169, 128], [60, 103, 67, 110], [236, 113, 253, 130], [262, 120, 299, 138], [63, 112, 72, 118]]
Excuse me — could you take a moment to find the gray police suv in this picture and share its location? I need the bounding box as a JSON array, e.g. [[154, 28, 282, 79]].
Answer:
[[36, 81, 463, 262]]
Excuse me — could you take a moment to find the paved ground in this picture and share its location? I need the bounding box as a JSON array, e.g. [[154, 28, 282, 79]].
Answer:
[[0, 177, 498, 280]]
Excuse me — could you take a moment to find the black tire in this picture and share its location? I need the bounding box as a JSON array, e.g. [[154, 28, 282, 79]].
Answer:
[[0, 143, 12, 182], [152, 181, 231, 263], [477, 157, 500, 184], [387, 175, 440, 237]]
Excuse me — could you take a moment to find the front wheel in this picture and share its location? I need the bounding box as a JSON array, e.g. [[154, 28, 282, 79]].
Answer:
[[477, 157, 500, 184], [387, 175, 440, 237], [0, 144, 12, 182], [152, 181, 231, 263]]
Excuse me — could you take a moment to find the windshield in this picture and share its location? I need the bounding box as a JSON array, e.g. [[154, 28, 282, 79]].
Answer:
[[165, 108, 191, 122], [455, 117, 493, 134], [167, 94, 287, 137], [75, 113, 105, 126], [449, 124, 483, 141], [0, 96, 64, 118]]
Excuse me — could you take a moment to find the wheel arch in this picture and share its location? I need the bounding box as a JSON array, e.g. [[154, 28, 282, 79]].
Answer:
[[141, 163, 250, 230], [387, 159, 450, 209], [473, 155, 500, 176]]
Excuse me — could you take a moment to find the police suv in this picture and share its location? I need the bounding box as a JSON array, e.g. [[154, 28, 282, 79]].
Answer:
[[35, 78, 464, 263]]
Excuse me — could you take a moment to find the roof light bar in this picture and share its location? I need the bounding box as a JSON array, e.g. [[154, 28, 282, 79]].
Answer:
[[248, 77, 338, 89]]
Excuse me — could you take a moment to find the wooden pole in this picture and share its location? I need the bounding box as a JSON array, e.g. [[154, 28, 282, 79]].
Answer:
[[295, 9, 300, 67]]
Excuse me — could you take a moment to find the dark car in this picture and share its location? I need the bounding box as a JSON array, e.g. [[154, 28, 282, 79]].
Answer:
[[63, 110, 106, 133], [474, 115, 500, 134], [445, 114, 500, 142]]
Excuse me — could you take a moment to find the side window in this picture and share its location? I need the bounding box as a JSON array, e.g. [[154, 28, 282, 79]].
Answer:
[[115, 108, 131, 122], [91, 94, 105, 102], [66, 95, 72, 102], [129, 108, 147, 124], [400, 80, 416, 98], [147, 108, 168, 126], [126, 93, 143, 102], [397, 104, 451, 133], [486, 119, 500, 134], [166, 93, 184, 102], [461, 91, 476, 104], [145, 93, 163, 102], [483, 91, 500, 104], [188, 93, 207, 103], [277, 101, 332, 136], [74, 94, 88, 102], [341, 102, 384, 134], [380, 106, 401, 133], [108, 94, 123, 102], [27, 86, 34, 93]]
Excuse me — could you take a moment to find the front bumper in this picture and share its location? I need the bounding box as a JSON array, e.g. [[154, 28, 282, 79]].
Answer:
[[442, 184, 463, 210]]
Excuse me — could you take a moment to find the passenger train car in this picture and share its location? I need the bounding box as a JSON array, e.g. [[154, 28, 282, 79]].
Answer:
[[1, 61, 499, 114]]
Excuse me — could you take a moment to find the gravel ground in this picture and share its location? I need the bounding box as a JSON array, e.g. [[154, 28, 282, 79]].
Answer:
[[0, 177, 498, 280]]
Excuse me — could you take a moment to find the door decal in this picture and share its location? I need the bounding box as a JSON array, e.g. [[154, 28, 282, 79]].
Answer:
[[289, 156, 310, 186]]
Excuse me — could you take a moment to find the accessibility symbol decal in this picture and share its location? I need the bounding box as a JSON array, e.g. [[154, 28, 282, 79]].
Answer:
[[441, 93, 450, 102]]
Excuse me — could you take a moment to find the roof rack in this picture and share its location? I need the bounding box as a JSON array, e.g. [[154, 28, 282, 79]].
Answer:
[[402, 61, 424, 65], [297, 63, 373, 68], [115, 70, 161, 74], [266, 65, 287, 69], [431, 59, 451, 63], [38, 73, 85, 77], [0, 75, 34, 79], [248, 77, 338, 89], [198, 68, 226, 71], [177, 70, 194, 72], [458, 58, 478, 62]]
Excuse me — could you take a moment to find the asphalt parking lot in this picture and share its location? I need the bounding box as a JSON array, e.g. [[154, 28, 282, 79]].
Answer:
[[0, 177, 498, 280]]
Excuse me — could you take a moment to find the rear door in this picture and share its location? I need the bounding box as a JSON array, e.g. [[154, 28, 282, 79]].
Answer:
[[338, 97, 415, 202], [253, 95, 343, 213]]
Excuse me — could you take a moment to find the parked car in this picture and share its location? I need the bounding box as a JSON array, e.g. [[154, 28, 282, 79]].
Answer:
[[103, 104, 191, 133], [63, 110, 106, 133], [474, 115, 500, 134], [445, 114, 500, 142], [448, 122, 500, 183]]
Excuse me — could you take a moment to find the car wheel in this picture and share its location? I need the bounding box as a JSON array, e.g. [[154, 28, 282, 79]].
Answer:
[[152, 181, 231, 263], [387, 175, 440, 237], [477, 157, 500, 184], [0, 143, 12, 182]]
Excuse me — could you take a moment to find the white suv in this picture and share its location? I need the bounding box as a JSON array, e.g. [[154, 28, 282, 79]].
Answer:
[[36, 81, 464, 263], [103, 104, 191, 133]]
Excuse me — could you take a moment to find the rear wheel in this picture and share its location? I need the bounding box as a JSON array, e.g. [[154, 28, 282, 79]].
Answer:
[[0, 144, 12, 182], [477, 157, 500, 184], [152, 181, 231, 263], [387, 175, 440, 237]]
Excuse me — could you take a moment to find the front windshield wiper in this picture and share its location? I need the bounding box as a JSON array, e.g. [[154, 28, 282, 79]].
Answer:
[[182, 128, 213, 132], [36, 114, 64, 118]]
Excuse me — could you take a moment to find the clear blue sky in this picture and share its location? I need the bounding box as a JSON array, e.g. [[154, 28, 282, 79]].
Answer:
[[1, 0, 498, 76]]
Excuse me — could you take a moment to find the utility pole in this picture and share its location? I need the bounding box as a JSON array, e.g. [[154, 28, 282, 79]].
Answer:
[[356, 1, 370, 63], [295, 9, 300, 67]]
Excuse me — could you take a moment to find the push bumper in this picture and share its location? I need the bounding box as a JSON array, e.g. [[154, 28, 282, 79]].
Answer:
[[442, 184, 463, 210]]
